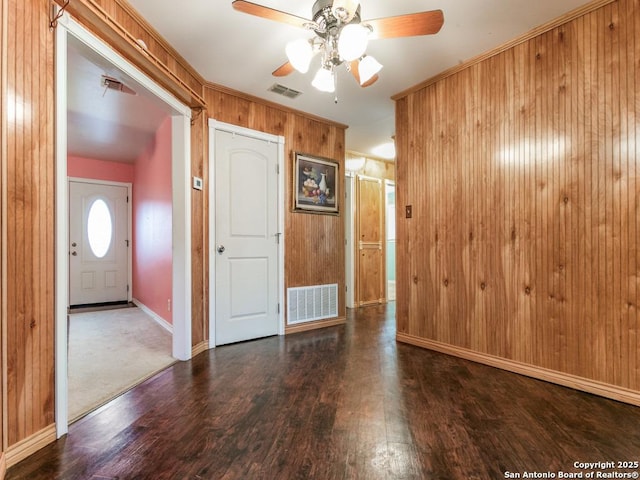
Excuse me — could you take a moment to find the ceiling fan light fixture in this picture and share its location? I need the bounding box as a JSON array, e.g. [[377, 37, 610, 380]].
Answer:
[[358, 55, 382, 84], [285, 38, 313, 73], [312, 66, 335, 93], [337, 23, 369, 61], [331, 0, 359, 22]]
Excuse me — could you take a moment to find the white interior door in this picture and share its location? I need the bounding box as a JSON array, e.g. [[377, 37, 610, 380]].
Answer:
[[214, 129, 279, 345], [69, 180, 129, 306]]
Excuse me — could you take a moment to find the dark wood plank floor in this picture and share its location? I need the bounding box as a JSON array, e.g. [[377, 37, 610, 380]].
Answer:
[[8, 303, 640, 479]]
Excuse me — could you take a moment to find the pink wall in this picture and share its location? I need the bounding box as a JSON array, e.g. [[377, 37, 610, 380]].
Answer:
[[132, 116, 173, 324], [68, 155, 134, 183]]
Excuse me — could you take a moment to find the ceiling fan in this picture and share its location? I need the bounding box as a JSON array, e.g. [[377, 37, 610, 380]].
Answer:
[[231, 0, 444, 96]]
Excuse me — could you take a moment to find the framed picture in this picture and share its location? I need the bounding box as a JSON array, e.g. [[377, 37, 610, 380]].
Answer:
[[293, 152, 339, 215]]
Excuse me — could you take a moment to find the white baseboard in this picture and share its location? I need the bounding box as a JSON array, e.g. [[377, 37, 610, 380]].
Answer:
[[132, 298, 173, 334]]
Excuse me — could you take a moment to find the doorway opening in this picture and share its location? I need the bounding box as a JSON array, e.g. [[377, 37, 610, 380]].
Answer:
[[385, 181, 396, 301], [55, 15, 192, 435]]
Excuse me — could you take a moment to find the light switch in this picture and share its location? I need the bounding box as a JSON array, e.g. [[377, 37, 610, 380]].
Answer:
[[193, 176, 203, 190]]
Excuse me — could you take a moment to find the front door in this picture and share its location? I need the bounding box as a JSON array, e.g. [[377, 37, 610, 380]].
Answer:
[[214, 129, 279, 345], [69, 180, 129, 306]]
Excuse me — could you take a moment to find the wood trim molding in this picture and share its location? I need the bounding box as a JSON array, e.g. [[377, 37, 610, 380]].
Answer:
[[113, 0, 206, 86], [0, 451, 6, 480], [205, 83, 349, 130], [0, 0, 7, 457], [285, 317, 346, 334], [56, 0, 206, 109], [392, 0, 617, 100], [192, 340, 209, 358], [397, 333, 640, 407], [5, 425, 56, 468]]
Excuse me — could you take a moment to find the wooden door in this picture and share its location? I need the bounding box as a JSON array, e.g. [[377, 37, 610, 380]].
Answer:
[[356, 175, 385, 306], [214, 129, 279, 345]]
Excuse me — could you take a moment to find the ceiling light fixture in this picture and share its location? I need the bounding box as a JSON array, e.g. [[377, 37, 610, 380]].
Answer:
[[311, 65, 335, 93], [285, 38, 314, 73], [283, 0, 382, 100], [371, 141, 396, 160], [232, 0, 445, 100], [357, 55, 383, 85]]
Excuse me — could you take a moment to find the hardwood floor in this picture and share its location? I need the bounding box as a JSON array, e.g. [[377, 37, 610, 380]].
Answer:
[[7, 303, 640, 479]]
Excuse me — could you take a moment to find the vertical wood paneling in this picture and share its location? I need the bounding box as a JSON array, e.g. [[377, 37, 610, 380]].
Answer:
[[190, 111, 207, 347], [395, 0, 640, 394], [284, 116, 346, 322], [624, 0, 638, 389], [205, 87, 347, 326], [4, 0, 55, 446], [1, 0, 7, 462], [2, 0, 210, 460]]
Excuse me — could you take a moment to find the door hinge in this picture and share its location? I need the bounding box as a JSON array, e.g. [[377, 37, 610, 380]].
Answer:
[[126, 239, 129, 247], [276, 164, 280, 174], [126, 195, 129, 203], [126, 284, 130, 292], [277, 303, 280, 314], [274, 232, 281, 244]]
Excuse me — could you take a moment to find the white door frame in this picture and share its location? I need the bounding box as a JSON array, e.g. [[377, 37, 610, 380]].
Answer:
[[207, 119, 285, 347], [55, 14, 192, 437], [344, 173, 356, 308], [384, 179, 396, 302], [68, 178, 133, 305]]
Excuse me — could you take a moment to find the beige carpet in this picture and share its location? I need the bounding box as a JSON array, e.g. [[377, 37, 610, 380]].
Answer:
[[68, 306, 175, 421]]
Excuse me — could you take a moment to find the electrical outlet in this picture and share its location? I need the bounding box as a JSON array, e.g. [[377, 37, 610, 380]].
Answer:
[[405, 205, 412, 218]]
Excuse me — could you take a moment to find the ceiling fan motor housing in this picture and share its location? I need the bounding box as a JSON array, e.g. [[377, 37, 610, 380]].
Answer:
[[311, 0, 361, 38]]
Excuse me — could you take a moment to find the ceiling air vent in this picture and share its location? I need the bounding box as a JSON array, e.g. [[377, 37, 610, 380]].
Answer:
[[268, 83, 302, 99], [101, 75, 137, 96]]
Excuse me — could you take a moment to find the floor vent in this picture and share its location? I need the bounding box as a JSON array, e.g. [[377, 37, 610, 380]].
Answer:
[[287, 284, 338, 324], [268, 83, 302, 99]]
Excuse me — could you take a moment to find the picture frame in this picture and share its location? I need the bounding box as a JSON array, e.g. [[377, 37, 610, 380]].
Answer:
[[293, 152, 339, 215]]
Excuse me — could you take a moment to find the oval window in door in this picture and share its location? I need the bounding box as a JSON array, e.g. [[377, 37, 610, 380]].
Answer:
[[87, 198, 113, 258]]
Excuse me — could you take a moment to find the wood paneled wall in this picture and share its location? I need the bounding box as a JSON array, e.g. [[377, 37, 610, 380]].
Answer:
[[206, 86, 347, 331], [394, 0, 640, 402], [0, 0, 210, 464], [1, 0, 6, 465], [2, 0, 56, 452], [1, 0, 347, 463]]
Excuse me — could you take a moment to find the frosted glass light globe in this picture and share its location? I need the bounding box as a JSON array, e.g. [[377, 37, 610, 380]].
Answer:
[[338, 24, 369, 62]]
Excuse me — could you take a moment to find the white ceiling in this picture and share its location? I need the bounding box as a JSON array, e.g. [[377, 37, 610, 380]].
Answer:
[[68, 0, 594, 162], [67, 36, 172, 163]]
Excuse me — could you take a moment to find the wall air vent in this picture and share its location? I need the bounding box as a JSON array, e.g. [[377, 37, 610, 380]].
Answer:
[[287, 284, 338, 324], [268, 83, 302, 99]]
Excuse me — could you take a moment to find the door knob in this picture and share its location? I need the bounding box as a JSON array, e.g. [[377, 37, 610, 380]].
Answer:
[[71, 251, 77, 256], [217, 245, 225, 254], [71, 242, 77, 247]]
